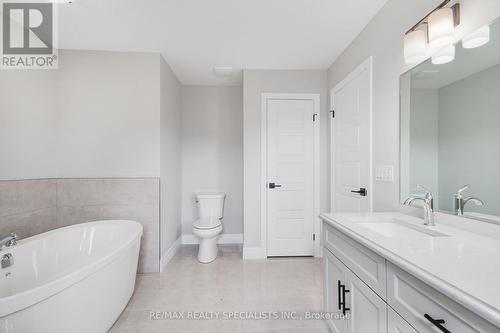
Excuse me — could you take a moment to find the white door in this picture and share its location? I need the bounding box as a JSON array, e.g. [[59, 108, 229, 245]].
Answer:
[[331, 60, 372, 213], [346, 268, 387, 333], [266, 98, 315, 257]]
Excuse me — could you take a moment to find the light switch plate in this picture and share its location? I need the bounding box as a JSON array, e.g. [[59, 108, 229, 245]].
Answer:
[[375, 165, 394, 183]]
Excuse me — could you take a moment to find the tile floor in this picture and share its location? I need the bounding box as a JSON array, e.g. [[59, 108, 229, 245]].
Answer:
[[110, 245, 329, 333]]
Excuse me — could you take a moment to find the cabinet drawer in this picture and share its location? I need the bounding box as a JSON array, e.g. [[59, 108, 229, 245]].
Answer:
[[387, 262, 500, 333], [323, 222, 386, 298]]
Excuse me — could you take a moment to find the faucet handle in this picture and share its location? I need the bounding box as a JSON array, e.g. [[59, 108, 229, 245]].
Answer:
[[457, 185, 470, 196]]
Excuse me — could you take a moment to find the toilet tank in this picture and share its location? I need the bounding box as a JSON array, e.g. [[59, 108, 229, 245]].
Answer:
[[196, 192, 226, 220]]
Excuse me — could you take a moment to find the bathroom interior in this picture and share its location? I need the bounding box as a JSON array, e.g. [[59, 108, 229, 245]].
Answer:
[[1, 0, 500, 332]]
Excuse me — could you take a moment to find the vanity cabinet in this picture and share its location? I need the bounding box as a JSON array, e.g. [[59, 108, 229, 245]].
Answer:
[[387, 262, 498, 333], [388, 308, 418, 333], [324, 248, 387, 333], [323, 222, 500, 333]]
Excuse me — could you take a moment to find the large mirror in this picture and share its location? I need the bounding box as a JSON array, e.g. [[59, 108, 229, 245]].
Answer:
[[400, 18, 500, 224]]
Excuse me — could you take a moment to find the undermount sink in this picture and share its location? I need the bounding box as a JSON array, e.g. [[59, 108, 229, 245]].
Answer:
[[357, 219, 450, 238]]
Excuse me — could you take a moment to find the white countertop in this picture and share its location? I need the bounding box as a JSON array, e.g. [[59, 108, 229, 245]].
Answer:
[[320, 212, 500, 327]]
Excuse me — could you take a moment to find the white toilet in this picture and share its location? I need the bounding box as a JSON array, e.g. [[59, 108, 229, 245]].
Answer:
[[192, 192, 225, 263]]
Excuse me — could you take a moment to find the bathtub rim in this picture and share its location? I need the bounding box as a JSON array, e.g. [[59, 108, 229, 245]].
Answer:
[[0, 220, 143, 318]]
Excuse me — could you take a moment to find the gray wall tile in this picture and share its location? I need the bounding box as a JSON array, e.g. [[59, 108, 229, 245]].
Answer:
[[56, 178, 160, 206], [0, 178, 160, 273]]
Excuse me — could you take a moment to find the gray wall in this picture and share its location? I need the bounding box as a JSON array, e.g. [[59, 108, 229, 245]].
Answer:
[[181, 86, 243, 236], [438, 63, 500, 215], [56, 50, 161, 178], [160, 57, 183, 256], [0, 71, 57, 180], [242, 70, 328, 249]]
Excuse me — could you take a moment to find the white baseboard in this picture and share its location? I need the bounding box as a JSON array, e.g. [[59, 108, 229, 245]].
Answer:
[[181, 233, 243, 245], [160, 236, 181, 272], [242, 246, 267, 259]]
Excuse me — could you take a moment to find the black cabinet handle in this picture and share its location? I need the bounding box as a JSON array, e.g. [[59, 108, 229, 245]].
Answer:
[[338, 282, 350, 315], [268, 183, 282, 189], [342, 286, 350, 315], [337, 280, 342, 310], [351, 188, 367, 196], [424, 314, 451, 333]]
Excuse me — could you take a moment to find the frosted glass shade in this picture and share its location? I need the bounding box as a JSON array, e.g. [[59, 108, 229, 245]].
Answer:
[[462, 25, 490, 49], [404, 29, 428, 64], [428, 8, 456, 51], [432, 45, 455, 65]]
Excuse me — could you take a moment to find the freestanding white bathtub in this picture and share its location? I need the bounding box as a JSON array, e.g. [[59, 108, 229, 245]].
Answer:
[[0, 220, 143, 333]]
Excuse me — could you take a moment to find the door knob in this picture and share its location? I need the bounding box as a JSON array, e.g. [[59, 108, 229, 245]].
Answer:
[[351, 188, 367, 196], [268, 183, 282, 189]]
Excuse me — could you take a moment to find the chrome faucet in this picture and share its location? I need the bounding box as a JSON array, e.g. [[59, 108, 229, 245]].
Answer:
[[0, 232, 17, 250], [404, 186, 435, 226], [454, 185, 484, 216]]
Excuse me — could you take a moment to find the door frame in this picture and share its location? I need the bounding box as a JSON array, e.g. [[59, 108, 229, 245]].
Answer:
[[261, 93, 321, 257], [330, 57, 374, 213]]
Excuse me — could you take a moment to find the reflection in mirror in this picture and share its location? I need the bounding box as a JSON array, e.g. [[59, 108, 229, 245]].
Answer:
[[400, 18, 500, 224]]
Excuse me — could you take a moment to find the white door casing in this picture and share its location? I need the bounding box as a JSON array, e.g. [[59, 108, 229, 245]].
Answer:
[[261, 94, 320, 257], [330, 57, 373, 213]]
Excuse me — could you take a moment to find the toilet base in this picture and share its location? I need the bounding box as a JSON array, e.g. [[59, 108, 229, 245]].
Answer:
[[192, 225, 223, 264], [198, 238, 219, 263]]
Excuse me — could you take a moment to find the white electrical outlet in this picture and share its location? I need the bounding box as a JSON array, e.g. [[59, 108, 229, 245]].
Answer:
[[375, 165, 394, 183]]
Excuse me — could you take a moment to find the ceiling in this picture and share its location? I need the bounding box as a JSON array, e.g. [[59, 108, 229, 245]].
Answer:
[[58, 0, 389, 85]]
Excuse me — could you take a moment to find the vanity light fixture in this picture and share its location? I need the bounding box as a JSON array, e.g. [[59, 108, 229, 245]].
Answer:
[[403, 0, 460, 65], [428, 8, 457, 51], [404, 29, 428, 64], [431, 44, 455, 65], [462, 25, 490, 49]]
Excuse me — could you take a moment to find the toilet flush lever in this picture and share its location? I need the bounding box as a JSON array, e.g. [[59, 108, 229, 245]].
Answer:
[[268, 183, 282, 189]]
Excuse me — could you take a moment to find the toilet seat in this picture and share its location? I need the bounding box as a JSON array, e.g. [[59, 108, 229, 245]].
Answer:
[[193, 218, 221, 230]]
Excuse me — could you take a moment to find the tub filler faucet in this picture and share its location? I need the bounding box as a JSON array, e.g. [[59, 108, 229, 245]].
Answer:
[[1, 253, 14, 269], [0, 232, 17, 250]]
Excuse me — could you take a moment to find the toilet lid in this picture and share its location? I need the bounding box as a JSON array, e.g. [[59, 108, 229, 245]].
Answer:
[[193, 218, 221, 230]]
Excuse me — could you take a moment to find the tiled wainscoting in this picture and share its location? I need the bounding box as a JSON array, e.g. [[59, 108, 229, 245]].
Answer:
[[0, 178, 160, 273]]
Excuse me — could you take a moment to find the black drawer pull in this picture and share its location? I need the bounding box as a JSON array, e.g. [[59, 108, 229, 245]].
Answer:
[[424, 314, 451, 333]]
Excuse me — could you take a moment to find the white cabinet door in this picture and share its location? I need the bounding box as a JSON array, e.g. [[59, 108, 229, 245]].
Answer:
[[324, 250, 348, 333], [388, 307, 418, 333], [345, 268, 387, 333]]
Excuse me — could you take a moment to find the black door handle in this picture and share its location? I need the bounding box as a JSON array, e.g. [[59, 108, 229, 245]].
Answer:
[[351, 188, 367, 196], [424, 314, 451, 333], [268, 183, 282, 189]]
